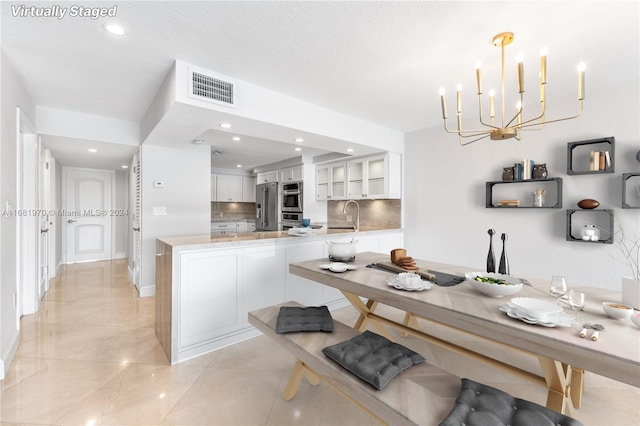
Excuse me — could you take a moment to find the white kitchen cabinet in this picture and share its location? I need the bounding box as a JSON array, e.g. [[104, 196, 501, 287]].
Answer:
[[315, 162, 346, 200], [242, 176, 256, 202], [279, 165, 304, 182], [211, 221, 238, 235], [236, 222, 248, 234], [179, 249, 241, 348], [215, 174, 243, 202], [286, 241, 326, 306], [347, 152, 401, 199], [256, 170, 278, 183]]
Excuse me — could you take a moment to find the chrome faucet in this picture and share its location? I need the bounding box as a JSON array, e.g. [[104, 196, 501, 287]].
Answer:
[[343, 200, 360, 232]]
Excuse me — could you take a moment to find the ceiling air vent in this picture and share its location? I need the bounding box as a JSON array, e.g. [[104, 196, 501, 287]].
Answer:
[[189, 67, 236, 108]]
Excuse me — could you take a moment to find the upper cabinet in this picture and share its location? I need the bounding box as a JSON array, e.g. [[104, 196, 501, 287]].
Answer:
[[317, 152, 401, 200], [256, 170, 278, 183], [316, 162, 347, 200], [216, 174, 243, 202], [212, 174, 255, 202], [279, 165, 304, 182]]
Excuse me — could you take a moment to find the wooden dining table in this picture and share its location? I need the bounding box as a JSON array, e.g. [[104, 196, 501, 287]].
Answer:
[[289, 252, 640, 416]]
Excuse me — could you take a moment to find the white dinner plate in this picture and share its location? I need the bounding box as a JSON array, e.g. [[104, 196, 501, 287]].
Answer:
[[386, 278, 432, 292], [499, 304, 574, 327], [319, 262, 357, 273]]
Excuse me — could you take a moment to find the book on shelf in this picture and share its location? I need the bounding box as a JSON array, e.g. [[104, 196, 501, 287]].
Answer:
[[604, 151, 611, 168], [496, 199, 521, 207], [589, 150, 610, 171], [599, 151, 605, 170]]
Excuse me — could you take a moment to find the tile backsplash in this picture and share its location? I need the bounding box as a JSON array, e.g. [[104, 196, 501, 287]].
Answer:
[[327, 199, 401, 228], [211, 202, 256, 221]]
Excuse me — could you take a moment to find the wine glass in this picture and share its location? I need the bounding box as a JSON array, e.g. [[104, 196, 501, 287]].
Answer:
[[568, 289, 586, 322], [550, 275, 567, 305]]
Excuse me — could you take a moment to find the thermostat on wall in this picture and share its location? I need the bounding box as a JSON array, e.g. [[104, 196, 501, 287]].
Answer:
[[153, 181, 164, 188]]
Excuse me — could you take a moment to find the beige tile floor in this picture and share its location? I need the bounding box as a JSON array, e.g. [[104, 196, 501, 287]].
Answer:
[[0, 259, 638, 425]]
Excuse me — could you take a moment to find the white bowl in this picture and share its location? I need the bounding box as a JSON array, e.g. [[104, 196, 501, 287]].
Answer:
[[464, 272, 523, 297], [602, 302, 633, 320], [510, 297, 563, 319], [631, 313, 640, 328]]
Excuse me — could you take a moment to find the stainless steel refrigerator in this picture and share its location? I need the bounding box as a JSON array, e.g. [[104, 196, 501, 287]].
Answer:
[[255, 182, 279, 231]]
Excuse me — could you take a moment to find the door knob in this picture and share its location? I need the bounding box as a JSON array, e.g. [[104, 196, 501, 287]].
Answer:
[[67, 219, 77, 223]]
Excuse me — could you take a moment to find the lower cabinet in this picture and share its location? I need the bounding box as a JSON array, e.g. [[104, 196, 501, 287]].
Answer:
[[172, 231, 403, 363]]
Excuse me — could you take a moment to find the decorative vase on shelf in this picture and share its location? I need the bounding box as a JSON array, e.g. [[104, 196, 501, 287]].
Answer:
[[498, 233, 509, 275], [621, 277, 640, 310], [502, 167, 514, 181], [486, 229, 496, 273]]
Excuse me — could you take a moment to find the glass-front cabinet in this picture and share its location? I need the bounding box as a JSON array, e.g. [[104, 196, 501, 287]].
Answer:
[[316, 152, 401, 200], [347, 154, 388, 198], [316, 162, 346, 200]]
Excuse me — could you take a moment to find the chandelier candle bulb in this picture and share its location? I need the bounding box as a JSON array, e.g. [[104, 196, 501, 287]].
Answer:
[[439, 88, 447, 119], [456, 84, 462, 113], [475, 61, 482, 94], [577, 62, 586, 100], [489, 90, 496, 118], [517, 53, 525, 93], [540, 48, 548, 84]]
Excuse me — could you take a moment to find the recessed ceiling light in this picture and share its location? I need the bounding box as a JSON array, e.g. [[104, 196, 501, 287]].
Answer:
[[232, 136, 241, 141], [192, 139, 204, 145], [236, 164, 242, 168], [346, 148, 354, 153], [121, 165, 128, 169], [294, 147, 302, 152], [103, 23, 126, 36], [88, 149, 98, 153], [294, 138, 304, 143], [219, 123, 232, 129]]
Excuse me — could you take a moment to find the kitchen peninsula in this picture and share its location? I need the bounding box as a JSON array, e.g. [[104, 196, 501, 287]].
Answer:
[[155, 226, 403, 364]]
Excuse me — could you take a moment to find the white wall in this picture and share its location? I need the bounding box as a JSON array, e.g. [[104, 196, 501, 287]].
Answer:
[[405, 81, 640, 290], [139, 144, 211, 296], [0, 52, 37, 378]]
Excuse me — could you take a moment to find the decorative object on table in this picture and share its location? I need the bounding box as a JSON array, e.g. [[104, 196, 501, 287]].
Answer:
[[532, 189, 546, 207], [602, 302, 633, 320], [301, 218, 311, 227], [501, 167, 514, 181], [549, 275, 568, 305], [568, 289, 586, 322], [321, 330, 425, 390], [386, 272, 433, 292], [486, 229, 496, 272], [464, 272, 523, 297], [579, 323, 605, 341], [532, 163, 548, 179], [438, 31, 585, 146], [631, 313, 640, 329], [275, 305, 333, 334], [580, 224, 600, 241], [498, 233, 509, 275], [577, 198, 600, 209], [326, 239, 358, 262], [390, 248, 418, 270], [611, 220, 640, 309]]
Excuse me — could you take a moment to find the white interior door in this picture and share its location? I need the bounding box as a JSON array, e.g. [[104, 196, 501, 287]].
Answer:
[[64, 168, 114, 263], [38, 143, 50, 297]]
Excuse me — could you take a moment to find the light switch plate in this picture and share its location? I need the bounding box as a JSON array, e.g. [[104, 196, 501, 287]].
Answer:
[[153, 206, 167, 216]]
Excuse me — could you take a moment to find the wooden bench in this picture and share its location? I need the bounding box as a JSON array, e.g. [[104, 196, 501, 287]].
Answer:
[[248, 301, 461, 426]]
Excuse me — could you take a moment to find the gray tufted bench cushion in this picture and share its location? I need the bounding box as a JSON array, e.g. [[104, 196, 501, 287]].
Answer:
[[275, 305, 334, 334], [439, 378, 584, 426], [322, 330, 426, 390]]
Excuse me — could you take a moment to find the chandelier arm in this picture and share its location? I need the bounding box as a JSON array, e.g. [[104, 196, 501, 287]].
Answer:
[[518, 101, 583, 128], [443, 120, 497, 136], [459, 133, 491, 146], [477, 95, 499, 129]]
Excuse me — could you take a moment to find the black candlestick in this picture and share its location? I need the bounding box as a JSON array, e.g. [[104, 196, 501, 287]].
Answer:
[[498, 233, 509, 275], [486, 229, 496, 273]]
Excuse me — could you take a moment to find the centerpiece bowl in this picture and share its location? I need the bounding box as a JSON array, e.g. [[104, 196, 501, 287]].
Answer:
[[464, 272, 523, 297]]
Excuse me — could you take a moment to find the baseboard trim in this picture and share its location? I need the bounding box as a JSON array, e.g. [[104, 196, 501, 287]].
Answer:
[[113, 252, 127, 260], [138, 286, 155, 298], [0, 329, 20, 380]]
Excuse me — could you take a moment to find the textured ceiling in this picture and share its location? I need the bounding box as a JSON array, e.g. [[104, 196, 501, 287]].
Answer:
[[2, 1, 638, 168]]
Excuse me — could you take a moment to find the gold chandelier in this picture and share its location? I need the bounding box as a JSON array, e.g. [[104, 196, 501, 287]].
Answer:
[[439, 32, 585, 145]]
